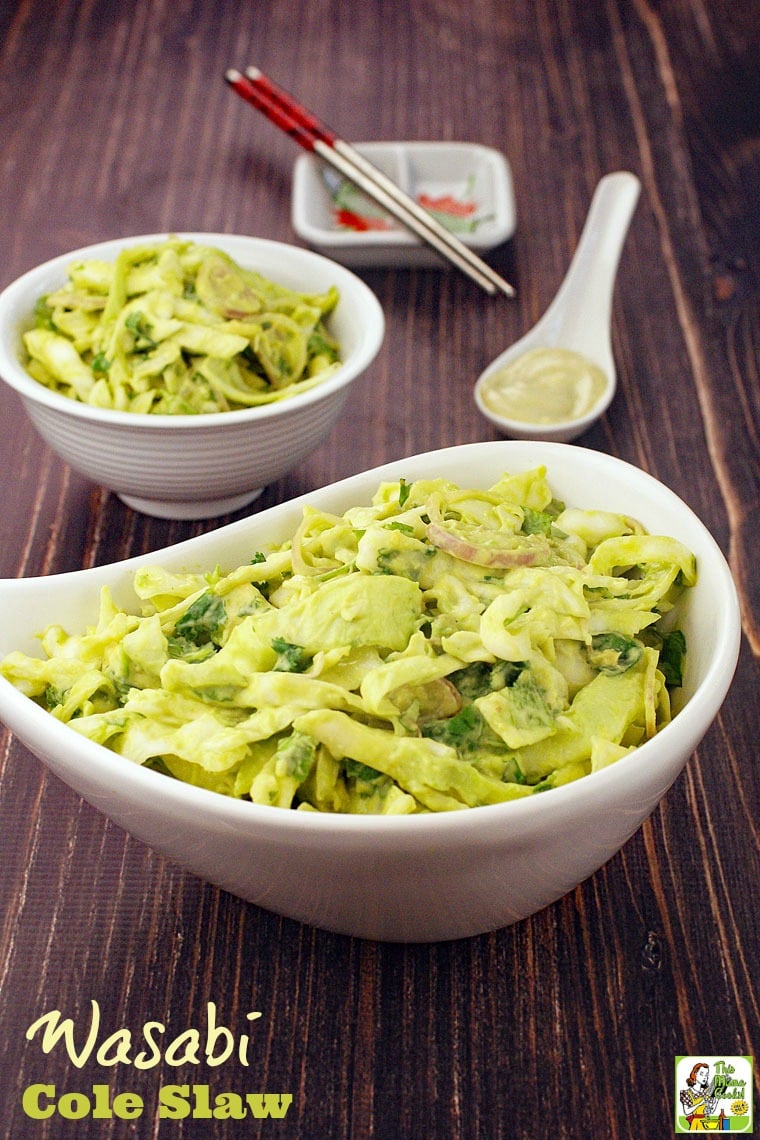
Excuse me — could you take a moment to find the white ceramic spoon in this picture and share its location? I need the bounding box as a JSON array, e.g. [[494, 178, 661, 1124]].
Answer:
[[474, 170, 641, 442]]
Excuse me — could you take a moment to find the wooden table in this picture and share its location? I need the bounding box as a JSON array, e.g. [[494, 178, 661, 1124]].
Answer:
[[1, 1, 757, 1136]]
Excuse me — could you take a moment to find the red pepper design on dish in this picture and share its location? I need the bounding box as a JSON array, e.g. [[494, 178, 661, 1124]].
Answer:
[[334, 208, 393, 232], [328, 173, 484, 234], [417, 193, 477, 218]]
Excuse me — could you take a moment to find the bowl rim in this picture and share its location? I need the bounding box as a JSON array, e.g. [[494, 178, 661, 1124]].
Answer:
[[0, 232, 385, 429], [0, 440, 742, 837]]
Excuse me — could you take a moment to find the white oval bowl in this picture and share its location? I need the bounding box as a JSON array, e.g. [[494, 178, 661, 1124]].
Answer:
[[0, 234, 385, 518], [0, 441, 741, 941]]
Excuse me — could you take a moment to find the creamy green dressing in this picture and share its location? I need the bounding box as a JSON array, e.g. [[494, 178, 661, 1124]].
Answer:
[[480, 347, 609, 425]]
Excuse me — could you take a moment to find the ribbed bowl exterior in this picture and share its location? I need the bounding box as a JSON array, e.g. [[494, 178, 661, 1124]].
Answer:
[[23, 389, 351, 502]]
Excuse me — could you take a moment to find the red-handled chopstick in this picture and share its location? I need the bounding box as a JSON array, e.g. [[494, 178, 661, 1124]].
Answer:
[[225, 67, 516, 298]]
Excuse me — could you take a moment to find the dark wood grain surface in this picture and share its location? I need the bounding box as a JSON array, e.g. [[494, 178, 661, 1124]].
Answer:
[[0, 1, 758, 1137]]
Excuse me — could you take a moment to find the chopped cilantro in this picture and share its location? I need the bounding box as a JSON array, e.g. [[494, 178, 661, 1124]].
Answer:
[[343, 758, 383, 782], [125, 310, 156, 350], [500, 758, 527, 785], [522, 507, 553, 535], [587, 633, 643, 674], [173, 592, 226, 647], [166, 637, 216, 662], [272, 638, 313, 673], [423, 704, 484, 750], [44, 685, 67, 710], [658, 629, 687, 687], [276, 731, 317, 781], [307, 329, 339, 363], [34, 297, 55, 331], [449, 660, 522, 701]]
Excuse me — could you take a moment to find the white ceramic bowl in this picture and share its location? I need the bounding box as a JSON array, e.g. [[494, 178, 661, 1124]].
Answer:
[[0, 442, 741, 942], [0, 233, 385, 518]]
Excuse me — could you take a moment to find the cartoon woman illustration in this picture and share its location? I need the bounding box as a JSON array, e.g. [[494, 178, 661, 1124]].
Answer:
[[680, 1063, 718, 1130]]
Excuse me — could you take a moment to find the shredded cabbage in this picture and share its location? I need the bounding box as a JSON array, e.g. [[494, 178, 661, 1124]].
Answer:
[[0, 466, 696, 813], [22, 238, 342, 414]]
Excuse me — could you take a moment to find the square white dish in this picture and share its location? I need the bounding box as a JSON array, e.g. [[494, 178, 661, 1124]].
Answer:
[[291, 141, 516, 268]]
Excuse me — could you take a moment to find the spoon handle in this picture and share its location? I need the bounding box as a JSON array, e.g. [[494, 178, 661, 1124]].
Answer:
[[540, 171, 641, 349]]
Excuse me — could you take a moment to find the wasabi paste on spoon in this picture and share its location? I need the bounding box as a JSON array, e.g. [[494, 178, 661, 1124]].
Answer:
[[479, 346, 609, 425]]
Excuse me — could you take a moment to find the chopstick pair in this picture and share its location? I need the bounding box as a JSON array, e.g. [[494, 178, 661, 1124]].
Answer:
[[225, 66, 516, 298]]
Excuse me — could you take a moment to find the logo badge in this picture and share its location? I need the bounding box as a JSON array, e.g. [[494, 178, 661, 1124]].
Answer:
[[675, 1056, 753, 1133]]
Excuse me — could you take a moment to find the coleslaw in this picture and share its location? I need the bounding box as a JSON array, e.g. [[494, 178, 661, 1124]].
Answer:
[[22, 237, 342, 414], [0, 466, 696, 813]]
